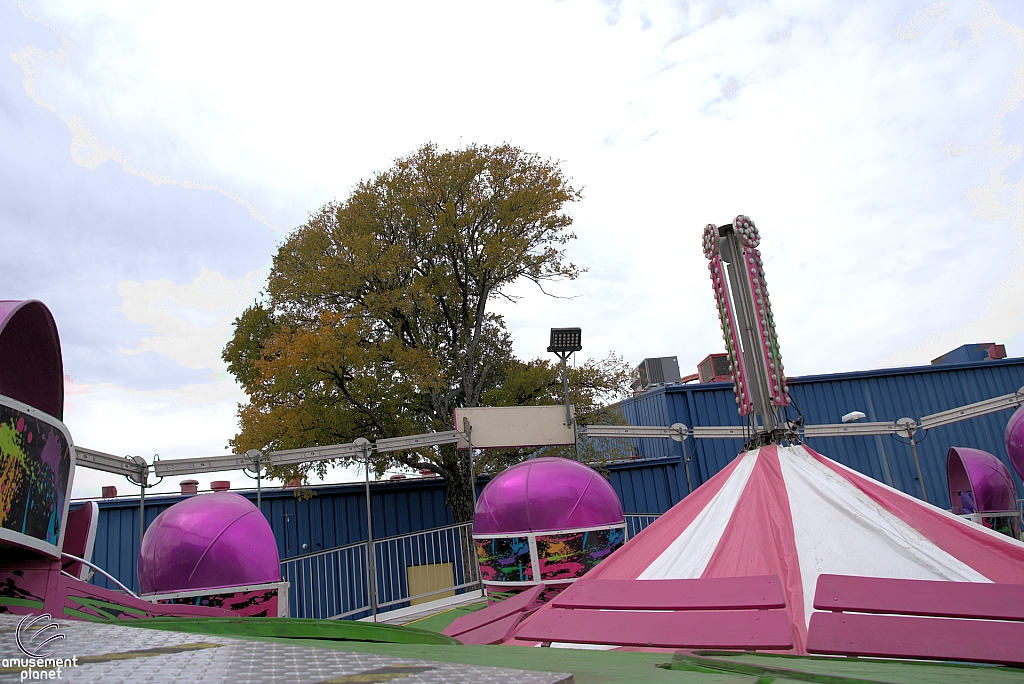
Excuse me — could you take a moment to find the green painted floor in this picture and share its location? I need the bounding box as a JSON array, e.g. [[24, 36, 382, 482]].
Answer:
[[402, 601, 487, 633], [128, 617, 1024, 684]]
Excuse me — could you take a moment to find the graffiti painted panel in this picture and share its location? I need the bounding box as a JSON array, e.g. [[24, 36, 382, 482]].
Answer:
[[0, 401, 72, 555], [536, 527, 625, 581], [158, 588, 280, 617], [475, 537, 532, 583]]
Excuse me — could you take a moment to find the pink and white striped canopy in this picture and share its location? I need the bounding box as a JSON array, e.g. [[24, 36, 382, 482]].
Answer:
[[507, 444, 1024, 653]]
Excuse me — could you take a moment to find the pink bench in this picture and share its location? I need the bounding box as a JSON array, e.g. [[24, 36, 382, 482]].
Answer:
[[514, 575, 793, 650], [442, 584, 547, 644], [806, 574, 1024, 666]]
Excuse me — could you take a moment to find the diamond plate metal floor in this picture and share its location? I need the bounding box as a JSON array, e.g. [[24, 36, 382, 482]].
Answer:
[[0, 615, 573, 683]]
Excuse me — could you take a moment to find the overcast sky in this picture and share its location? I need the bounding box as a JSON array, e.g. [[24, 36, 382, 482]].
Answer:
[[3, 1, 1023, 497]]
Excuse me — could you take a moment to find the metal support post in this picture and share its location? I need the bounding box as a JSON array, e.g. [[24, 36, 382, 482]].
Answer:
[[139, 482, 145, 550], [909, 438, 927, 503], [670, 423, 692, 494], [246, 450, 264, 511], [355, 437, 376, 621], [558, 352, 572, 428], [463, 417, 477, 513], [129, 455, 149, 552], [897, 418, 928, 503]]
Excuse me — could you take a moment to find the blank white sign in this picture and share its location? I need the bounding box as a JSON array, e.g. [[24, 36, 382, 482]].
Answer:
[[453, 405, 576, 449]]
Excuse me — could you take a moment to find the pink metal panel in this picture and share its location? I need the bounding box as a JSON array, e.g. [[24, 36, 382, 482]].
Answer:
[[443, 584, 544, 637], [450, 612, 525, 645], [812, 574, 1024, 621], [516, 608, 793, 649], [551, 576, 785, 611], [807, 612, 1024, 666], [58, 573, 234, 619], [61, 502, 99, 580]]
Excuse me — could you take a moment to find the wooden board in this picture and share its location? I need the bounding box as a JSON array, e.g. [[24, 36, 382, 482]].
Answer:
[[552, 576, 786, 611], [807, 611, 1024, 666], [812, 574, 1024, 621], [516, 607, 793, 649]]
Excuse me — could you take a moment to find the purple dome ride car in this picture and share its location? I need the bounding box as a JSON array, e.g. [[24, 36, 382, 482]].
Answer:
[[138, 492, 280, 594], [947, 446, 1020, 539], [1005, 404, 1024, 482], [473, 458, 625, 588]]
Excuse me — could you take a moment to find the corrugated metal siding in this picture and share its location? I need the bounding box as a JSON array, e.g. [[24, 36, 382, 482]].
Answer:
[[607, 457, 684, 514], [618, 358, 1024, 510], [82, 478, 454, 593], [79, 358, 1024, 594]]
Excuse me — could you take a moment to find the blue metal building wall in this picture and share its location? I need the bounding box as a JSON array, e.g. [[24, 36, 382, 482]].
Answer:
[[85, 477, 453, 593], [81, 357, 1024, 594], [614, 357, 1024, 513]]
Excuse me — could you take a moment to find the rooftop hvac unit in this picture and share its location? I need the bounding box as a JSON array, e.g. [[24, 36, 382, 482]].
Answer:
[[697, 353, 732, 383], [631, 357, 681, 393]]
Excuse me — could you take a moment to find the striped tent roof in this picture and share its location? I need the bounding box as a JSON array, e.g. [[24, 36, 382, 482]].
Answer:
[[506, 444, 1024, 653]]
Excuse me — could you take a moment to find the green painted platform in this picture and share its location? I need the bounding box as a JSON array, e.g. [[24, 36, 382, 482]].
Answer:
[[136, 617, 1024, 684]]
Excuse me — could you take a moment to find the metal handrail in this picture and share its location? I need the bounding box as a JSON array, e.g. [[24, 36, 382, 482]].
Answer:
[[61, 553, 139, 598]]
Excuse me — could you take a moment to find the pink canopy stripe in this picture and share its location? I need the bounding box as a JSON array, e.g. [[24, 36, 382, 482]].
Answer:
[[700, 446, 807, 653]]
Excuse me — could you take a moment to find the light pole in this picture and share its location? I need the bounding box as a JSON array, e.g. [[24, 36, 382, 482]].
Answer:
[[548, 327, 582, 428], [354, 437, 377, 621]]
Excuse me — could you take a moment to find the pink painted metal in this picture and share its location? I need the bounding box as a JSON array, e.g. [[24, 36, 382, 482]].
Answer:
[[443, 584, 545, 638], [61, 502, 99, 580], [946, 447, 1018, 514], [450, 612, 525, 645], [807, 612, 1024, 666], [473, 458, 624, 534], [138, 492, 280, 594], [0, 300, 64, 419], [807, 574, 1024, 666], [551, 576, 785, 611], [0, 559, 232, 620], [811, 573, 1024, 621], [1006, 404, 1024, 481], [516, 607, 793, 649]]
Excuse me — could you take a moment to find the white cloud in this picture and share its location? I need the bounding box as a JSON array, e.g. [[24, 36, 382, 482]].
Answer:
[[7, 0, 1024, 478], [10, 2, 281, 233], [117, 267, 263, 372]]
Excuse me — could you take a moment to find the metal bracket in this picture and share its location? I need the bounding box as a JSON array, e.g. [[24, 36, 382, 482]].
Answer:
[[375, 430, 461, 453], [918, 386, 1024, 431], [801, 421, 903, 438], [75, 447, 148, 481], [580, 424, 688, 440]]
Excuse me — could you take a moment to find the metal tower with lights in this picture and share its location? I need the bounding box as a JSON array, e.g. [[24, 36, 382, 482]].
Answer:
[[703, 216, 794, 448]]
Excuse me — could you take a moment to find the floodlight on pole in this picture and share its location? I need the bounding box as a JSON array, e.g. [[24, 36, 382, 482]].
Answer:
[[548, 327, 581, 428]]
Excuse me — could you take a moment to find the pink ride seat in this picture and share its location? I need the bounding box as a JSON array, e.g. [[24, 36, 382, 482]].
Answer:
[[514, 575, 793, 650], [61, 502, 99, 580], [806, 574, 1024, 666]]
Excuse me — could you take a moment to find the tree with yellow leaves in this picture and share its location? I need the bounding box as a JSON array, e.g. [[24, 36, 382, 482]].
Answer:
[[223, 143, 630, 521]]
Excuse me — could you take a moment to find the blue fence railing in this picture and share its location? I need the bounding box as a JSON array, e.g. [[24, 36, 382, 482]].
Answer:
[[281, 516, 662, 619], [280, 522, 479, 620], [624, 513, 662, 539]]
